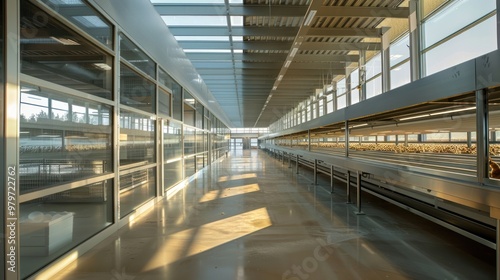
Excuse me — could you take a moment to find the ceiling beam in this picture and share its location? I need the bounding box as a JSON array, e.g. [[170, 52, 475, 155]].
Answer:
[[306, 27, 383, 38], [186, 53, 288, 61], [300, 42, 381, 51], [293, 54, 359, 62]]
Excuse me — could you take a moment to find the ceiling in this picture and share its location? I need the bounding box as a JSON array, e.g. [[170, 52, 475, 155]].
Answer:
[[152, 0, 408, 128]]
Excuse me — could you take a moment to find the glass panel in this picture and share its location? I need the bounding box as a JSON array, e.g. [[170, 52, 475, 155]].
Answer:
[[184, 157, 196, 177], [423, 0, 495, 48], [196, 154, 205, 171], [337, 79, 346, 95], [425, 16, 497, 76], [337, 95, 346, 109], [120, 168, 156, 217], [120, 63, 156, 113], [390, 34, 410, 67], [489, 91, 500, 180], [119, 110, 155, 166], [391, 61, 411, 90], [119, 34, 156, 78], [365, 53, 381, 80], [19, 85, 112, 194], [164, 160, 183, 190], [164, 120, 182, 160], [184, 126, 196, 155], [21, 1, 113, 99], [184, 106, 196, 127], [39, 0, 113, 48], [158, 69, 182, 120], [196, 102, 204, 129], [158, 88, 171, 117], [366, 76, 382, 99], [20, 180, 113, 279]]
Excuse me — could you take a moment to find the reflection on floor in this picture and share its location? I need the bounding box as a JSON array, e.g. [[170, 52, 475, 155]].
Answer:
[[52, 149, 495, 280]]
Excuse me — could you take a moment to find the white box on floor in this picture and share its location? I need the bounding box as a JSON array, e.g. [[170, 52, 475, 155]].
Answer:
[[20, 212, 74, 256]]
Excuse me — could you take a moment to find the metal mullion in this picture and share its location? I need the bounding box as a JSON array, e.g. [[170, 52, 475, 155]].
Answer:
[[118, 163, 157, 176], [5, 1, 20, 279], [30, 0, 116, 56], [113, 25, 120, 223], [119, 59, 157, 85], [119, 104, 156, 119], [18, 173, 115, 204], [20, 74, 115, 107]]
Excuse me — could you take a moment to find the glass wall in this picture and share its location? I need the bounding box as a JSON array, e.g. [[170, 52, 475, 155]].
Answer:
[[20, 180, 113, 279], [423, 0, 497, 76], [119, 110, 155, 167], [120, 167, 156, 217], [13, 0, 230, 277], [20, 1, 113, 100], [19, 84, 113, 193]]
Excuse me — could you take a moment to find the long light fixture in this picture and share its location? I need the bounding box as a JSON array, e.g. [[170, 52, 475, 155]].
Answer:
[[290, 47, 299, 58], [303, 10, 317, 26], [399, 107, 476, 121], [50, 36, 80, 45], [284, 60, 291, 68]]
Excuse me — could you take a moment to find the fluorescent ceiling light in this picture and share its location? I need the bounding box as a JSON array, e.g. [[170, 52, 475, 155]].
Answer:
[[284, 60, 291, 68], [399, 114, 430, 121], [93, 63, 112, 70], [50, 37, 80, 45], [429, 106, 476, 116], [277, 75, 283, 81], [303, 10, 317, 26], [272, 86, 277, 90], [290, 47, 298, 57]]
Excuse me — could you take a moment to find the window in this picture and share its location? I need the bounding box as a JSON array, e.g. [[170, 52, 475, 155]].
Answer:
[[21, 1, 113, 99], [19, 84, 112, 193]]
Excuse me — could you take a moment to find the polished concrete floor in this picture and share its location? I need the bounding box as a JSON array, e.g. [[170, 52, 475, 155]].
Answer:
[[52, 149, 495, 280]]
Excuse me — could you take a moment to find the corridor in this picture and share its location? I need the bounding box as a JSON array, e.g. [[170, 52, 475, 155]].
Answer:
[[52, 149, 495, 280]]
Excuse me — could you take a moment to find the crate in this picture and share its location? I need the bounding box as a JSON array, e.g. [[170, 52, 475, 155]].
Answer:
[[20, 212, 74, 256]]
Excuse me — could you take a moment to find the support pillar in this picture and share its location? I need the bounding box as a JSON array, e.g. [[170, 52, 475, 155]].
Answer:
[[346, 171, 352, 204], [381, 27, 391, 93], [476, 89, 489, 182], [296, 154, 300, 174], [359, 50, 367, 101], [409, 0, 422, 81], [345, 120, 350, 157], [314, 159, 318, 185], [330, 165, 335, 193], [355, 171, 365, 215]]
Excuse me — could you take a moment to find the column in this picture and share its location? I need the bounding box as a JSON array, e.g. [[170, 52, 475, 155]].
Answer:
[[409, 0, 422, 81], [345, 69, 352, 106], [359, 50, 367, 101], [476, 89, 489, 182], [381, 27, 391, 93]]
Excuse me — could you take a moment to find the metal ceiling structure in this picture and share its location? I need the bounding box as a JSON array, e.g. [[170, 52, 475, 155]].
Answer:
[[153, 0, 408, 128]]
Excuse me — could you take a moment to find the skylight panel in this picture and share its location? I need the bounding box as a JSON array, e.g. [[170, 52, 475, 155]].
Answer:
[[175, 36, 230, 41], [162, 16, 227, 26]]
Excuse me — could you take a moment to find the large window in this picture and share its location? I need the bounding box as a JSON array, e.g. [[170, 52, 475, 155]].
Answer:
[[423, 0, 495, 49], [163, 119, 182, 161], [158, 70, 183, 121], [424, 16, 497, 76], [19, 84, 113, 193], [120, 63, 156, 113], [120, 34, 156, 79], [20, 180, 113, 279], [120, 168, 156, 217], [20, 1, 113, 100], [39, 0, 114, 49], [119, 110, 155, 166]]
